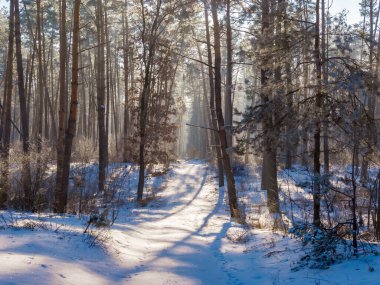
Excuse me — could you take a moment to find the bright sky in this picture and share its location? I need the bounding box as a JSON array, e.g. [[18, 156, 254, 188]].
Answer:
[[0, 0, 362, 24], [330, 0, 361, 24]]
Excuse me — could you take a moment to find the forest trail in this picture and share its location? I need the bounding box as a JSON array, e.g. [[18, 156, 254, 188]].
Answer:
[[1, 161, 378, 285], [112, 161, 240, 285]]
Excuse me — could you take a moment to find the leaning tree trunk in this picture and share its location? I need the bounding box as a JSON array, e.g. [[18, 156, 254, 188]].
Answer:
[[204, 0, 224, 187], [210, 0, 241, 221]]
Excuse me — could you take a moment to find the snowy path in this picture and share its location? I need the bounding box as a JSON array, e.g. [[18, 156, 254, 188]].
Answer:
[[1, 161, 380, 284], [111, 161, 239, 285]]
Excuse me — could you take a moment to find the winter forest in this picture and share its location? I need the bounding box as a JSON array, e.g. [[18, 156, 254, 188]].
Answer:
[[1, 0, 380, 284]]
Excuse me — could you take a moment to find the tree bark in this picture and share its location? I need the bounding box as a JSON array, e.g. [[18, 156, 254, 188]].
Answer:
[[137, 0, 161, 201], [14, 0, 33, 210], [123, 5, 130, 162], [97, 0, 108, 195], [313, 0, 322, 228], [321, 0, 329, 175], [260, 0, 280, 215], [0, 0, 15, 207], [58, 0, 81, 213], [54, 0, 68, 213], [204, 0, 224, 187], [210, 0, 241, 221], [225, 0, 233, 150]]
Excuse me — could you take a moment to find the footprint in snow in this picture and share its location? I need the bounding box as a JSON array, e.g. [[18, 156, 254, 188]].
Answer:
[[40, 264, 48, 268]]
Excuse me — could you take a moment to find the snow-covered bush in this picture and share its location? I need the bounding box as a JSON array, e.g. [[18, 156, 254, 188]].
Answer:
[[226, 224, 250, 243], [5, 140, 54, 211], [289, 223, 351, 270], [83, 208, 112, 247]]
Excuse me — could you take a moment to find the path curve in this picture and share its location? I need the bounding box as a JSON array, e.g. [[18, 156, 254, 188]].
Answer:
[[112, 161, 239, 285]]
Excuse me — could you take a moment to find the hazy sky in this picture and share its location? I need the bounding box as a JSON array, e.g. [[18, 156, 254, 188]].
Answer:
[[0, 0, 363, 24], [330, 0, 361, 23]]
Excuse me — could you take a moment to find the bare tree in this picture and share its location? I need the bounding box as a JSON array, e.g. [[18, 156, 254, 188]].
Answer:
[[210, 0, 241, 221]]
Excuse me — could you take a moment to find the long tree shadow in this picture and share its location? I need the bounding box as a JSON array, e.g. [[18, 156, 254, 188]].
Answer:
[[114, 162, 209, 227], [0, 161, 238, 285], [113, 179, 243, 284]]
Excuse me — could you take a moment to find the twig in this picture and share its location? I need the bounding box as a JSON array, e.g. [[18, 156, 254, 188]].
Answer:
[[185, 123, 218, 132]]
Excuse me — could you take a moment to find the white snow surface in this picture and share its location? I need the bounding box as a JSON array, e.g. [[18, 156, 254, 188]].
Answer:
[[0, 161, 379, 284]]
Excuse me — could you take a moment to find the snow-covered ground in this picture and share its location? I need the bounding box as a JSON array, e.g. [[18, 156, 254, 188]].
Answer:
[[0, 161, 379, 284]]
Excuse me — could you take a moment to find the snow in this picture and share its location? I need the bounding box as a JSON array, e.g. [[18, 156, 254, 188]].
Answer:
[[0, 161, 380, 284]]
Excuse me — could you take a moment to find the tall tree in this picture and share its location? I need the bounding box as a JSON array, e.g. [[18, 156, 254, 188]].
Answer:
[[313, 0, 322, 228], [97, 0, 108, 195], [14, 0, 32, 210], [55, 0, 81, 213], [210, 0, 241, 220], [204, 0, 224, 187], [225, 0, 233, 150], [0, 0, 15, 207], [137, 0, 163, 200], [260, 0, 280, 216], [321, 0, 329, 175], [54, 0, 68, 213], [122, 2, 130, 162]]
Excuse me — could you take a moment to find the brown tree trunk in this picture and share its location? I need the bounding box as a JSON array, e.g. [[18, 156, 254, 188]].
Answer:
[[362, 0, 377, 185], [301, 2, 310, 167], [58, 0, 81, 213], [123, 6, 130, 162], [0, 0, 15, 207], [313, 0, 322, 228], [225, 0, 233, 150], [97, 0, 108, 195], [36, 0, 44, 150], [54, 0, 68, 213], [137, 0, 161, 201], [15, 0, 33, 210], [260, 0, 280, 215], [210, 0, 241, 221], [204, 0, 224, 187], [321, 0, 329, 175]]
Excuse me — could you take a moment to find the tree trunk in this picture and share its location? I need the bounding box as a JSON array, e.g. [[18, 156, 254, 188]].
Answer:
[[0, 0, 15, 207], [14, 0, 33, 210], [313, 0, 322, 228], [97, 0, 108, 195], [361, 0, 375, 185], [204, 0, 224, 187], [123, 9, 130, 162], [225, 0, 233, 151], [210, 0, 241, 221], [321, 0, 329, 175], [57, 0, 81, 213], [137, 0, 162, 201], [260, 0, 280, 215], [54, 0, 68, 213]]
